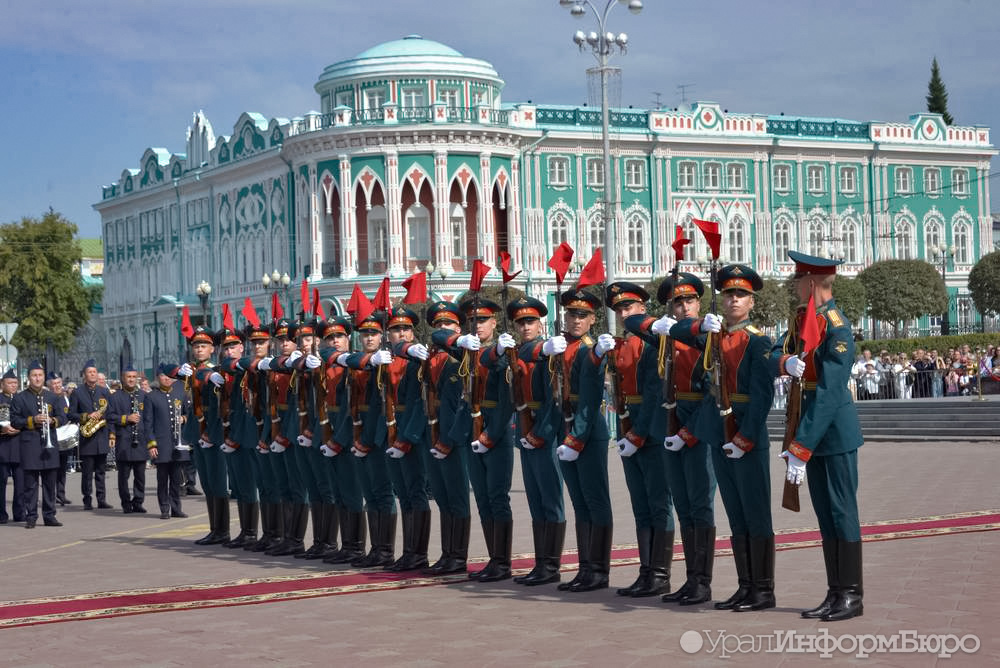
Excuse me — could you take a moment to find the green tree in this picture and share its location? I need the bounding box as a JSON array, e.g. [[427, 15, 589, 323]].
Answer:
[[857, 259, 947, 336], [0, 211, 92, 354], [832, 275, 867, 325], [750, 277, 789, 328], [926, 57, 954, 125], [967, 250, 1000, 317]]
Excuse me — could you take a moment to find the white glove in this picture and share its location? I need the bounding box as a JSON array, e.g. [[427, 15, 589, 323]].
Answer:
[[304, 354, 321, 369], [497, 333, 516, 354], [269, 440, 286, 453], [370, 349, 393, 366], [220, 442, 237, 454], [785, 356, 806, 378], [258, 357, 273, 371], [651, 315, 678, 336], [457, 334, 481, 351], [542, 335, 567, 356], [320, 444, 337, 457], [780, 451, 806, 485], [407, 343, 429, 361], [430, 447, 447, 460], [594, 333, 616, 358], [664, 434, 686, 452], [701, 313, 723, 334], [721, 441, 746, 460], [519, 437, 535, 450], [177, 363, 194, 377], [471, 439, 488, 454], [199, 438, 215, 449], [617, 438, 638, 458], [386, 446, 406, 459], [297, 433, 312, 447], [234, 360, 246, 371], [556, 444, 579, 462], [335, 353, 350, 367], [351, 445, 368, 458], [208, 372, 225, 387]]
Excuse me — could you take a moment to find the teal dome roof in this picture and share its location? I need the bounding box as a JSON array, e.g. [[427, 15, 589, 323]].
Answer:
[[353, 35, 463, 60]]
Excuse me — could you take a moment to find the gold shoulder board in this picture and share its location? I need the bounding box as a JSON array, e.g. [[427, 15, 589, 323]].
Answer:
[[828, 310, 844, 328]]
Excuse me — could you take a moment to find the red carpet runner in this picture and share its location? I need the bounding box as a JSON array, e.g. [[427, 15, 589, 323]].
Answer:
[[1, 509, 997, 629]]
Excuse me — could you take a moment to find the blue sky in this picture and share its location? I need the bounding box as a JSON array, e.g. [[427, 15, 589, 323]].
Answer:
[[1, 0, 997, 239]]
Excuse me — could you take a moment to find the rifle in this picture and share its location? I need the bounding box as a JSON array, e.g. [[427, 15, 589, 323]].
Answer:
[[550, 281, 573, 430], [378, 316, 397, 445], [421, 348, 440, 445], [606, 342, 631, 435], [499, 280, 534, 438], [781, 312, 805, 512], [660, 263, 683, 437], [705, 260, 737, 442]]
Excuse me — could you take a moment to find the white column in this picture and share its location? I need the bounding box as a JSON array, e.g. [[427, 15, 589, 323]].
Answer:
[[509, 159, 524, 273], [338, 155, 358, 279], [477, 152, 496, 266], [434, 150, 451, 271], [308, 163, 322, 280], [386, 151, 405, 277]]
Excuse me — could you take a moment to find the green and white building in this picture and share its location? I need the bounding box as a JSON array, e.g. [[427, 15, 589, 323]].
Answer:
[[95, 35, 996, 372]]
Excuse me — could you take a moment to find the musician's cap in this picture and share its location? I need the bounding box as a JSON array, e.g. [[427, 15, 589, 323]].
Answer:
[[46, 371, 62, 381], [657, 272, 705, 304], [559, 289, 601, 313], [605, 281, 649, 309], [2, 367, 16, 380], [788, 249, 842, 276], [718, 264, 763, 294], [427, 301, 464, 327], [321, 316, 352, 338], [122, 363, 137, 373], [81, 359, 97, 374], [157, 363, 178, 377], [356, 312, 386, 333], [215, 327, 245, 347], [27, 360, 44, 372], [187, 325, 214, 346], [289, 318, 320, 340], [387, 306, 419, 329], [507, 296, 547, 322], [271, 317, 293, 339], [459, 299, 501, 320]]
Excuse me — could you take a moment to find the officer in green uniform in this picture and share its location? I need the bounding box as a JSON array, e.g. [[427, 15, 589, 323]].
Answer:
[[503, 296, 566, 587], [670, 264, 775, 612], [627, 273, 717, 605], [318, 316, 367, 565], [772, 250, 864, 622], [606, 282, 674, 598], [552, 289, 615, 593], [424, 302, 473, 575]]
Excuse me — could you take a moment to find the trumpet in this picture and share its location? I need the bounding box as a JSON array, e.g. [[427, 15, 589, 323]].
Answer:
[[174, 398, 190, 451], [42, 400, 55, 449]]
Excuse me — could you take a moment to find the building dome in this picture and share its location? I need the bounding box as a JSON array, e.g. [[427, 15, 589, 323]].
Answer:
[[315, 35, 503, 100]]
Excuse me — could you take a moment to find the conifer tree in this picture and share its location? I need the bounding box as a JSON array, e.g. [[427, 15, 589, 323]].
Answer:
[[926, 57, 954, 125]]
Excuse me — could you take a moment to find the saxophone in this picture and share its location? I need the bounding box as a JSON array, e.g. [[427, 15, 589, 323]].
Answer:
[[81, 402, 107, 437]]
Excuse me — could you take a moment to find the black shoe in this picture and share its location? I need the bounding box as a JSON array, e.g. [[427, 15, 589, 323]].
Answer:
[[0, 517, 7, 525], [185, 487, 202, 496], [56, 498, 66, 507], [25, 520, 36, 529], [97, 502, 113, 509], [133, 504, 147, 514], [44, 519, 63, 527], [83, 503, 94, 511], [123, 504, 134, 514], [172, 511, 189, 518], [59, 498, 72, 505], [160, 512, 170, 520]]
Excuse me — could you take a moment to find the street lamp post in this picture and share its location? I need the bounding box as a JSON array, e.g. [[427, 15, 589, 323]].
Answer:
[[261, 269, 292, 318], [196, 280, 212, 329], [562, 0, 643, 327], [934, 244, 956, 336]]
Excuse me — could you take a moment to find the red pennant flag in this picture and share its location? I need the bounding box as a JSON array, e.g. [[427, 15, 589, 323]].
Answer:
[[373, 277, 391, 312], [346, 283, 364, 316], [402, 271, 428, 305], [222, 303, 235, 331], [312, 288, 325, 319], [499, 251, 521, 284], [300, 279, 310, 316], [241, 297, 260, 329], [547, 242, 574, 284], [469, 259, 491, 292], [671, 224, 691, 262], [354, 291, 375, 324], [576, 249, 606, 290], [180, 305, 194, 339], [270, 292, 284, 320], [800, 294, 822, 355], [693, 218, 721, 259]]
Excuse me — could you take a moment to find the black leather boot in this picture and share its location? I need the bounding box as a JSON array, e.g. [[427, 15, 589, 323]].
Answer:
[[319, 503, 340, 559], [618, 527, 652, 596], [525, 521, 565, 587], [270, 504, 308, 556], [298, 503, 328, 559], [514, 521, 545, 585], [478, 520, 512, 582], [679, 526, 714, 605], [735, 535, 775, 611], [559, 523, 592, 591], [375, 511, 397, 568], [715, 534, 751, 609], [248, 503, 276, 552], [327, 508, 366, 564], [468, 519, 495, 579], [633, 528, 672, 597], [424, 512, 454, 575], [207, 497, 230, 545], [802, 538, 839, 618], [351, 511, 383, 567], [444, 514, 471, 575], [224, 502, 247, 548], [411, 509, 431, 570], [570, 523, 612, 592], [386, 511, 415, 571], [822, 540, 863, 621], [194, 496, 217, 545], [662, 526, 695, 602], [265, 503, 295, 555]]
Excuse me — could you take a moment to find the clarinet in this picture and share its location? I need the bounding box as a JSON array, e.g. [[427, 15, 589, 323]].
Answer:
[[130, 391, 140, 447]]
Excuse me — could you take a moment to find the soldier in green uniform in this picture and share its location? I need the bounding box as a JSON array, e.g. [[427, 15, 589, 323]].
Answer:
[[670, 264, 775, 612], [503, 296, 566, 587], [552, 289, 616, 593], [605, 282, 674, 598], [772, 250, 864, 622], [423, 302, 473, 575]]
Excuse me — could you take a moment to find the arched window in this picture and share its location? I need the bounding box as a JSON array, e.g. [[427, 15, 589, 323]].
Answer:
[[626, 213, 646, 263], [808, 219, 825, 256], [924, 219, 942, 257], [895, 220, 914, 259], [841, 220, 860, 263], [550, 211, 571, 246], [728, 216, 747, 263], [680, 213, 703, 261], [449, 203, 466, 259], [368, 206, 388, 264], [589, 211, 605, 257], [954, 223, 971, 264], [775, 218, 792, 262], [405, 204, 430, 261]]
